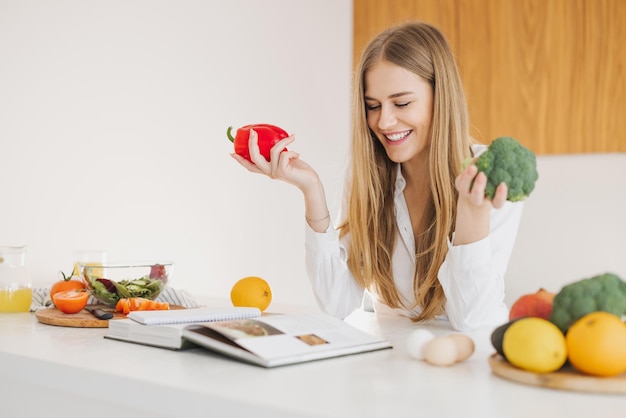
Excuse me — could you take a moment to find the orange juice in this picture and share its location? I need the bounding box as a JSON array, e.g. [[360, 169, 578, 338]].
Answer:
[[74, 250, 106, 279], [0, 287, 32, 313], [78, 262, 104, 279]]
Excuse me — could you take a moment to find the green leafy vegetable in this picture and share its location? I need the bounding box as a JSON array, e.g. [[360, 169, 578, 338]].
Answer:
[[86, 273, 165, 307], [549, 272, 626, 333], [474, 136, 539, 202]]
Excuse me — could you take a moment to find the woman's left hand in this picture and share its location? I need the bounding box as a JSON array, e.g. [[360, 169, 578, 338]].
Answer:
[[453, 163, 508, 245], [455, 163, 508, 209]]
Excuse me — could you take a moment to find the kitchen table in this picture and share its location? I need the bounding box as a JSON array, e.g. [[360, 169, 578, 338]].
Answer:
[[0, 302, 623, 418]]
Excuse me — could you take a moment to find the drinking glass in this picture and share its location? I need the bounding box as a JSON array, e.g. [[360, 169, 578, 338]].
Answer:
[[73, 250, 107, 278]]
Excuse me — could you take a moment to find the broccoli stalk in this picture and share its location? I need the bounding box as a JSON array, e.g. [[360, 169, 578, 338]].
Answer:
[[474, 136, 539, 202], [550, 273, 626, 333]]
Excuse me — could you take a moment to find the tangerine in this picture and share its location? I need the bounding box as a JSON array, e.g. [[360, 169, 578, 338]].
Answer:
[[565, 311, 626, 377], [230, 276, 272, 312]]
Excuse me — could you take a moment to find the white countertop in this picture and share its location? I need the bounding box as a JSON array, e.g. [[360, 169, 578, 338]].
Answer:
[[1, 303, 624, 418]]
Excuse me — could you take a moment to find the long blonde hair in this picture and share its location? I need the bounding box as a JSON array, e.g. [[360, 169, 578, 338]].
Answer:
[[340, 21, 472, 321]]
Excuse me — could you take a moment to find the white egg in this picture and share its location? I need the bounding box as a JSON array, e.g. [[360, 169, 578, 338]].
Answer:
[[423, 336, 459, 367], [406, 328, 435, 360], [447, 334, 475, 362]]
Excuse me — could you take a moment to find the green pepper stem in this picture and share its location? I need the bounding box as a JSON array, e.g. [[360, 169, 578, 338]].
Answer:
[[227, 126, 235, 143]]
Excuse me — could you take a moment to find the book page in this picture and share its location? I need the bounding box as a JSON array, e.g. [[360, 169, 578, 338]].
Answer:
[[201, 313, 386, 362]]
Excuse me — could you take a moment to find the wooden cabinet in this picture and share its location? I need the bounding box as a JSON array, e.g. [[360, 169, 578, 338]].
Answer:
[[354, 0, 626, 154]]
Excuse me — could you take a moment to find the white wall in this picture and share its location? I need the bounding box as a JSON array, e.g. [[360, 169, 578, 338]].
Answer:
[[0, 0, 352, 307], [3, 0, 622, 311], [505, 153, 626, 305]]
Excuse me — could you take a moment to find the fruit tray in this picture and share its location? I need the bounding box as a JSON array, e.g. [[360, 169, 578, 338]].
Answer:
[[489, 353, 626, 394]]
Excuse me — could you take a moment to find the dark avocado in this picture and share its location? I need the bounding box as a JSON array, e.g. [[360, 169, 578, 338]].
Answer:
[[490, 318, 523, 359]]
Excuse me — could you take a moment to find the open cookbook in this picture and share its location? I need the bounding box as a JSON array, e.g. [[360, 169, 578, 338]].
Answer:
[[106, 309, 392, 368]]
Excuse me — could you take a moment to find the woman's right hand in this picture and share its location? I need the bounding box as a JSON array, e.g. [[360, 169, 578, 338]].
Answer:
[[231, 129, 331, 232], [231, 128, 320, 193]]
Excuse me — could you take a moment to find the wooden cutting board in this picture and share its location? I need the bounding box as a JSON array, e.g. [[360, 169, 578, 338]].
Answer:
[[35, 304, 184, 328], [489, 353, 626, 394]]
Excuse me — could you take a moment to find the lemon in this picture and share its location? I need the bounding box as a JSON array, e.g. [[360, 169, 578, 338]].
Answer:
[[502, 317, 567, 373], [230, 276, 272, 312], [566, 311, 626, 377]]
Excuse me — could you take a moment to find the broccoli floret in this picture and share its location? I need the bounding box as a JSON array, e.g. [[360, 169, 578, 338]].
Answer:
[[474, 136, 539, 202], [549, 273, 626, 333]]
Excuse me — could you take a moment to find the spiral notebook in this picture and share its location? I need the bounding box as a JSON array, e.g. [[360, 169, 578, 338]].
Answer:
[[127, 306, 261, 325]]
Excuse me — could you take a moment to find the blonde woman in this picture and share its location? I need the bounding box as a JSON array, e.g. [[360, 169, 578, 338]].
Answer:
[[232, 21, 523, 331]]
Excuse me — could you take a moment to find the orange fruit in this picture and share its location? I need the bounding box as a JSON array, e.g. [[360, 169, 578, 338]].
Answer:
[[565, 311, 626, 377], [230, 276, 272, 312], [52, 290, 89, 314]]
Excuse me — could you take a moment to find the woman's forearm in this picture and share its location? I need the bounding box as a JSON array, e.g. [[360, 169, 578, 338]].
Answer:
[[302, 175, 331, 232]]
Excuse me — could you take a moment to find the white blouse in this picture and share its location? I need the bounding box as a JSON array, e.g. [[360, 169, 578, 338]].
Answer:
[[305, 162, 524, 331]]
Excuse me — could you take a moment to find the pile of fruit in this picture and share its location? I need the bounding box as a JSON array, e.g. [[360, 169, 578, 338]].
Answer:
[[492, 272, 626, 377]]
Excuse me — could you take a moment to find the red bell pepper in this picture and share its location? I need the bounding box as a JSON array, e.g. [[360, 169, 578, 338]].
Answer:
[[227, 123, 289, 162]]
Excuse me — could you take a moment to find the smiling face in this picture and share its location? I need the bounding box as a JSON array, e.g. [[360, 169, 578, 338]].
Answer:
[[364, 60, 434, 164]]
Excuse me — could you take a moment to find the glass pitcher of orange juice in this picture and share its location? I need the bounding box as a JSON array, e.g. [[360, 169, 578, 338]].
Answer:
[[0, 246, 32, 313]]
